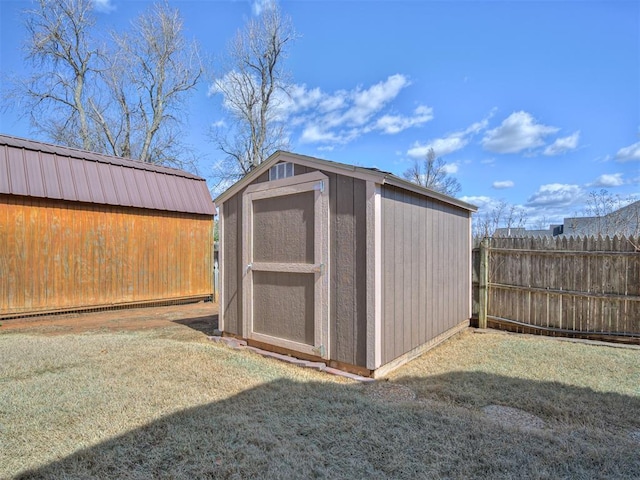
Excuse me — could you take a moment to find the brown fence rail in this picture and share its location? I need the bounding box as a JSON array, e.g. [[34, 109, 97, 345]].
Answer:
[[472, 235, 639, 344]]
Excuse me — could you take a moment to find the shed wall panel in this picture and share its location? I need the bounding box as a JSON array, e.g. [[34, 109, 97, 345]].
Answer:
[[324, 172, 368, 365], [335, 174, 356, 362], [222, 194, 241, 335], [353, 178, 368, 367], [0, 195, 213, 317], [380, 185, 471, 364]]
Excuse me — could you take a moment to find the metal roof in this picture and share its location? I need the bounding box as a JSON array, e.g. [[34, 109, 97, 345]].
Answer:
[[0, 134, 215, 215], [215, 150, 478, 213]]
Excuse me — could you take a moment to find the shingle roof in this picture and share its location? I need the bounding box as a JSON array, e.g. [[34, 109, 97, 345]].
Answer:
[[0, 134, 215, 215]]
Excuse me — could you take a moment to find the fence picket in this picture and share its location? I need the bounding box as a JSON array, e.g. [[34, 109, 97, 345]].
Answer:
[[472, 235, 639, 343]]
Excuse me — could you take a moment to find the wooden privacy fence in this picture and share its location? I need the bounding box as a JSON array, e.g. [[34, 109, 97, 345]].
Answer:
[[472, 236, 639, 344]]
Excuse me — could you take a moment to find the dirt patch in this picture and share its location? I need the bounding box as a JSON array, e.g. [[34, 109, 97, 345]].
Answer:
[[0, 301, 218, 336]]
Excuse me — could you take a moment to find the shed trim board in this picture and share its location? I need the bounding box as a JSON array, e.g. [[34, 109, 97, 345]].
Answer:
[[216, 151, 476, 375], [218, 202, 225, 332], [365, 181, 383, 370]]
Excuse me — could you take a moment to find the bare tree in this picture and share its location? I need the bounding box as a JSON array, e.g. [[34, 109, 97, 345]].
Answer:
[[95, 2, 203, 166], [472, 200, 528, 245], [17, 0, 100, 151], [578, 190, 639, 240], [403, 148, 461, 197], [10, 0, 202, 169], [210, 5, 296, 185]]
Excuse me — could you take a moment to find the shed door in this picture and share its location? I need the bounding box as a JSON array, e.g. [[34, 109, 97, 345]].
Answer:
[[242, 171, 329, 358]]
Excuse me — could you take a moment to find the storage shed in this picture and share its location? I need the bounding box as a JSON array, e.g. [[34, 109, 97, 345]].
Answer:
[[0, 134, 215, 319], [216, 151, 477, 377]]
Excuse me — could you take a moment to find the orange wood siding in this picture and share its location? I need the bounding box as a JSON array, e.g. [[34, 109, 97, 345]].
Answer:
[[0, 195, 213, 316]]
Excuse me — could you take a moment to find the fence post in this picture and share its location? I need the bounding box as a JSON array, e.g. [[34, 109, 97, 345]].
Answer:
[[478, 237, 489, 329]]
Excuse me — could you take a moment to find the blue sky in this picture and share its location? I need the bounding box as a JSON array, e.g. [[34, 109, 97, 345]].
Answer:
[[1, 0, 638, 227]]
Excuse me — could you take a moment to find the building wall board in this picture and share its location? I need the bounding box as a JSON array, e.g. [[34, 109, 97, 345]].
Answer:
[[0, 195, 213, 316]]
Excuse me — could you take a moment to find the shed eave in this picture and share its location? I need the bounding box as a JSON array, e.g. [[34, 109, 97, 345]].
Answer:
[[0, 133, 215, 215], [214, 150, 478, 213], [214, 153, 282, 205], [382, 176, 478, 213], [214, 151, 385, 205]]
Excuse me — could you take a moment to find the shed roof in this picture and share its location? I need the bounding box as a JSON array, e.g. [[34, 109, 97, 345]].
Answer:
[[0, 134, 215, 215], [215, 150, 478, 212]]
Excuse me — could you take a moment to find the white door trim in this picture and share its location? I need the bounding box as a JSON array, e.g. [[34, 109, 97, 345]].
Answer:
[[242, 172, 330, 358]]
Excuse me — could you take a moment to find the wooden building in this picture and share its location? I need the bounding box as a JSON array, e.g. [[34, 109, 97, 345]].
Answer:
[[216, 151, 477, 377], [0, 134, 215, 319]]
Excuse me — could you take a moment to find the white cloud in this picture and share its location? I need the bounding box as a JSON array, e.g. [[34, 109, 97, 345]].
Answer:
[[459, 195, 501, 211], [212, 73, 430, 146], [317, 145, 335, 152], [408, 135, 467, 158], [286, 74, 430, 145], [543, 131, 580, 156], [492, 180, 514, 189], [252, 0, 277, 16], [407, 112, 493, 158], [482, 111, 559, 154], [442, 163, 459, 174], [288, 85, 325, 112], [526, 183, 584, 207], [589, 173, 625, 187], [92, 0, 115, 13], [300, 125, 342, 144], [374, 105, 433, 134], [615, 141, 640, 162], [341, 74, 411, 126]]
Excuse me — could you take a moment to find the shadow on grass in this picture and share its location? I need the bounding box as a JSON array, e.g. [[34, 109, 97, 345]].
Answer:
[[171, 314, 219, 337], [16, 372, 640, 479]]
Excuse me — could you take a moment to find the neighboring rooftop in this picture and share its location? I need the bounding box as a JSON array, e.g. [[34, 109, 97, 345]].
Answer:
[[0, 134, 215, 215], [494, 200, 640, 238]]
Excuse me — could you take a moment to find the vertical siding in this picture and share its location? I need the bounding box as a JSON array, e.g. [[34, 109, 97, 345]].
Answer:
[[380, 185, 471, 364], [222, 193, 241, 335], [0, 195, 213, 316], [332, 174, 367, 366]]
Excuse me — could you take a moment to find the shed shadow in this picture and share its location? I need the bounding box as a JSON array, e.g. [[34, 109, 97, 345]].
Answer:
[[172, 313, 219, 336], [14, 372, 640, 479]]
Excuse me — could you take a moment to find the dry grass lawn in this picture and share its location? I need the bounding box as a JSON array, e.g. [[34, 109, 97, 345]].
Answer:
[[1, 306, 638, 479]]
